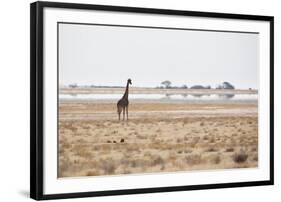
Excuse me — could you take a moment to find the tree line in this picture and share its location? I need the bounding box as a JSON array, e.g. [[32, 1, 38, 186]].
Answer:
[[159, 80, 235, 89]]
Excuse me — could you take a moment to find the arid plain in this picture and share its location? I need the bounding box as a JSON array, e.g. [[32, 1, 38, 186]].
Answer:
[[58, 88, 258, 177]]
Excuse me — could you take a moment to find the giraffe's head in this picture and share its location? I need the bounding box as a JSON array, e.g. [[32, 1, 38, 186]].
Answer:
[[128, 78, 132, 85]]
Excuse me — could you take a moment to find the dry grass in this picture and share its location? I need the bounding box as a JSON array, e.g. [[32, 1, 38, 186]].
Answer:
[[58, 101, 258, 177]]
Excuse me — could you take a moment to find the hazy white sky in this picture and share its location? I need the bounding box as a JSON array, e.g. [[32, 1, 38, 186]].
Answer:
[[59, 23, 258, 89]]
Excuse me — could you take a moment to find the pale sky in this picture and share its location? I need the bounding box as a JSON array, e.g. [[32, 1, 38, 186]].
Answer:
[[59, 23, 259, 89]]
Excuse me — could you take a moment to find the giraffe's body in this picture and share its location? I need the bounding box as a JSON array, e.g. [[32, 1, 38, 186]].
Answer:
[[117, 79, 132, 120]]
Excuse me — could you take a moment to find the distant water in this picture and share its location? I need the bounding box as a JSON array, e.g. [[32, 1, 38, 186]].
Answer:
[[59, 93, 258, 102]]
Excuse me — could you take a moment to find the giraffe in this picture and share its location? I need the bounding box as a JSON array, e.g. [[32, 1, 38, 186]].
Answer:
[[117, 79, 132, 121]]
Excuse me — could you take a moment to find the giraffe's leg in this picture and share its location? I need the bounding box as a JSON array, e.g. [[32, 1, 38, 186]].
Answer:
[[123, 107, 125, 121], [126, 106, 128, 120], [117, 105, 121, 121]]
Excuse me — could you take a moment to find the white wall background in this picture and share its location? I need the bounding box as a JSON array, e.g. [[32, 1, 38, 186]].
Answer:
[[0, 0, 279, 201]]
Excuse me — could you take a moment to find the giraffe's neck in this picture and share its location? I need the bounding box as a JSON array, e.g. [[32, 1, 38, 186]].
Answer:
[[123, 82, 129, 99]]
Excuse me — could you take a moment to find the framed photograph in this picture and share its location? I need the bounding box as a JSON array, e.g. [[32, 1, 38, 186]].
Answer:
[[30, 1, 274, 200]]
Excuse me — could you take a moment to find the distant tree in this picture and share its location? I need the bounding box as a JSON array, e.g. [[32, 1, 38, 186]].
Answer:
[[205, 85, 211, 89], [190, 85, 205, 89], [216, 82, 235, 89], [161, 80, 172, 89], [216, 84, 222, 89], [222, 82, 235, 89], [181, 84, 188, 89], [69, 83, 78, 88]]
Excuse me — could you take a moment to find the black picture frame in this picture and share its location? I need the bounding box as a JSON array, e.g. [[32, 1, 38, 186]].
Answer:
[[30, 1, 274, 200]]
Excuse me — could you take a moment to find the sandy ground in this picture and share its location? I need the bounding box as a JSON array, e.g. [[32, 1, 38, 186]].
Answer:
[[58, 100, 258, 178]]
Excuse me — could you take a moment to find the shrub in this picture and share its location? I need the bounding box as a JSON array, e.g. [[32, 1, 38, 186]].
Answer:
[[232, 151, 248, 163], [185, 154, 202, 165], [225, 148, 234, 152], [205, 147, 217, 152], [210, 155, 221, 164], [86, 170, 99, 176], [100, 160, 116, 174], [151, 156, 165, 166]]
